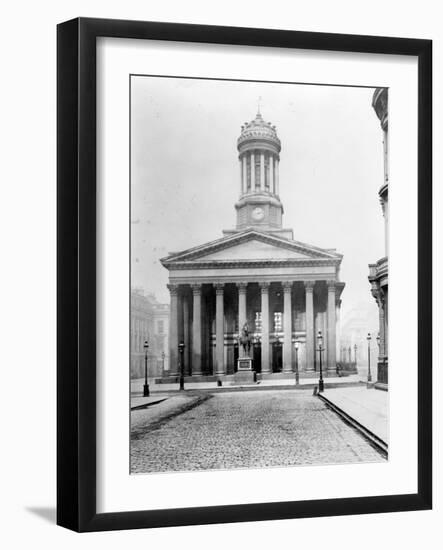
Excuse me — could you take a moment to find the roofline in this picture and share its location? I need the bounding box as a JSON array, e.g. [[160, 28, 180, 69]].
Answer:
[[160, 228, 343, 264]]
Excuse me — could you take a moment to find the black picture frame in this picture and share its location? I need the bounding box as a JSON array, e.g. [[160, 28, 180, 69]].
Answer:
[[57, 17, 432, 532]]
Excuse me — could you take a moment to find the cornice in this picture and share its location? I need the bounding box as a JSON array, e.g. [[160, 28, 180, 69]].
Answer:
[[161, 229, 343, 265], [165, 258, 341, 270]]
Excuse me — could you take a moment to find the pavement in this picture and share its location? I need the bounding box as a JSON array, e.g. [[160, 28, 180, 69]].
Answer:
[[320, 386, 388, 445], [131, 388, 385, 473], [131, 392, 210, 439], [130, 374, 364, 396]]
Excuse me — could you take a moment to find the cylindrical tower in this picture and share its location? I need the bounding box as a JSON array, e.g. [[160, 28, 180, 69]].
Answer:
[[235, 112, 284, 231], [372, 88, 388, 256]]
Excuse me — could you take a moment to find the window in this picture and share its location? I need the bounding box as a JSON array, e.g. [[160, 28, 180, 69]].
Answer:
[[274, 312, 283, 332], [254, 311, 262, 332]]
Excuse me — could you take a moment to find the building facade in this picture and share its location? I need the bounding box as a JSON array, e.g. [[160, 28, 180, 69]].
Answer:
[[368, 88, 389, 389], [161, 111, 345, 380], [131, 289, 169, 378]]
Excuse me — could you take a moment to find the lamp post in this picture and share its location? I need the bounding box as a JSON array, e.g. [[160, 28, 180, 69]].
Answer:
[[143, 340, 150, 397], [274, 334, 282, 372], [161, 351, 165, 375], [317, 330, 324, 392], [294, 341, 300, 386], [178, 341, 185, 391], [367, 332, 372, 383], [354, 344, 357, 365]]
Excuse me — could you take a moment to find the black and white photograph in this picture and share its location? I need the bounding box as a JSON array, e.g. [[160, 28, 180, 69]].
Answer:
[[129, 76, 389, 474]]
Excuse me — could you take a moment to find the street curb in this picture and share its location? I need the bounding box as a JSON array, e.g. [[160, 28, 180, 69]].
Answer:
[[318, 393, 388, 456], [156, 381, 365, 394], [131, 393, 212, 439], [131, 397, 167, 411]]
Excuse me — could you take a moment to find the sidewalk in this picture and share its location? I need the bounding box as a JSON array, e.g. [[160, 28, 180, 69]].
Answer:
[[131, 374, 364, 396], [320, 386, 389, 446]]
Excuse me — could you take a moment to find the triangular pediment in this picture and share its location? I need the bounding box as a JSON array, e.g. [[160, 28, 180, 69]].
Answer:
[[197, 239, 314, 261], [161, 230, 341, 267]]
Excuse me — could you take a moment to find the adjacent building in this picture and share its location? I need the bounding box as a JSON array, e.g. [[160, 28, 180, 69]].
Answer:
[[131, 288, 169, 378], [160, 111, 345, 380], [368, 88, 389, 389]]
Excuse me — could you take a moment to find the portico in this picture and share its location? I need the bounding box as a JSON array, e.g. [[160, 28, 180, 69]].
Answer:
[[162, 231, 344, 378]]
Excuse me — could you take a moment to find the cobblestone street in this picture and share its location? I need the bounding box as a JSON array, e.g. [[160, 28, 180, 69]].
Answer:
[[131, 390, 385, 473]]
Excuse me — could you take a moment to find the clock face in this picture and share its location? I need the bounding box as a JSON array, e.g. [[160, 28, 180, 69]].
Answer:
[[252, 207, 265, 221]]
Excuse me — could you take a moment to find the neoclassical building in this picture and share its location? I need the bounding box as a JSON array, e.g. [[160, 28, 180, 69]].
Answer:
[[368, 88, 389, 389], [131, 289, 169, 378], [161, 111, 345, 380]]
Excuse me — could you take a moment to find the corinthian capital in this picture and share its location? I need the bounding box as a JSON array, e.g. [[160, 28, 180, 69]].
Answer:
[[282, 281, 293, 292], [304, 281, 315, 291], [259, 282, 270, 293], [327, 280, 336, 291], [191, 283, 202, 296], [167, 283, 179, 296], [214, 283, 225, 295]]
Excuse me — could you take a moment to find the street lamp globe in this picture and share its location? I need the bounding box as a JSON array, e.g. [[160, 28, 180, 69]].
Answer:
[[367, 332, 372, 342], [376, 333, 380, 347], [144, 340, 149, 350], [317, 330, 323, 347]]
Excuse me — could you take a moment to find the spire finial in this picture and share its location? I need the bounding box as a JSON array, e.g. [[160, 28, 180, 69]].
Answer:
[[257, 96, 262, 116]]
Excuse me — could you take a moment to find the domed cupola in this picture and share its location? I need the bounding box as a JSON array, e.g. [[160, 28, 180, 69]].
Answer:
[[237, 112, 281, 153], [234, 111, 285, 234]]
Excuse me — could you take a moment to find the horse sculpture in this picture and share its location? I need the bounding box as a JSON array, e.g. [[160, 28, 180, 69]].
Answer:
[[239, 322, 252, 357]]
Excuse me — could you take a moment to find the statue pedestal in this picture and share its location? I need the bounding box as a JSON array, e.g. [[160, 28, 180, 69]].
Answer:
[[234, 356, 256, 384], [237, 357, 253, 371]]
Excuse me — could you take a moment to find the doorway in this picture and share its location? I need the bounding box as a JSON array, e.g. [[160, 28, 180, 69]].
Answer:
[[272, 342, 283, 373], [253, 343, 261, 373]]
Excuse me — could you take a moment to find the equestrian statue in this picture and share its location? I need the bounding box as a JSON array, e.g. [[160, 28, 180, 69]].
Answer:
[[239, 322, 252, 357]]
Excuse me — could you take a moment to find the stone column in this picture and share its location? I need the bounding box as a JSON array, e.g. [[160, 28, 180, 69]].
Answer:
[[242, 155, 247, 194], [237, 282, 247, 358], [327, 281, 337, 371], [378, 292, 386, 357], [275, 158, 280, 195], [283, 281, 293, 373], [239, 157, 243, 194], [215, 283, 225, 375], [336, 298, 341, 365], [260, 152, 265, 191], [191, 284, 202, 375], [305, 281, 315, 371], [260, 282, 271, 373], [183, 294, 190, 375], [167, 284, 179, 376], [250, 151, 255, 190], [270, 154, 274, 194]]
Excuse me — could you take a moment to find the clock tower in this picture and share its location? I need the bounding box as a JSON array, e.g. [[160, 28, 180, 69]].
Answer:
[[224, 111, 293, 240]]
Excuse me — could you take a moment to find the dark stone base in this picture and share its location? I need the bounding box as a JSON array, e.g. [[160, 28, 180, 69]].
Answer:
[[155, 369, 353, 385], [260, 371, 342, 380], [375, 382, 388, 391], [232, 370, 257, 385], [154, 375, 219, 384]]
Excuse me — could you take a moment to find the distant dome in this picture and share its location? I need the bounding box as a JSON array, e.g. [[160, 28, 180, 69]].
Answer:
[[237, 112, 281, 153]]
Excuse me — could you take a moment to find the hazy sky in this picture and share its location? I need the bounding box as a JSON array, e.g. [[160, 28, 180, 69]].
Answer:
[[131, 76, 385, 325]]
